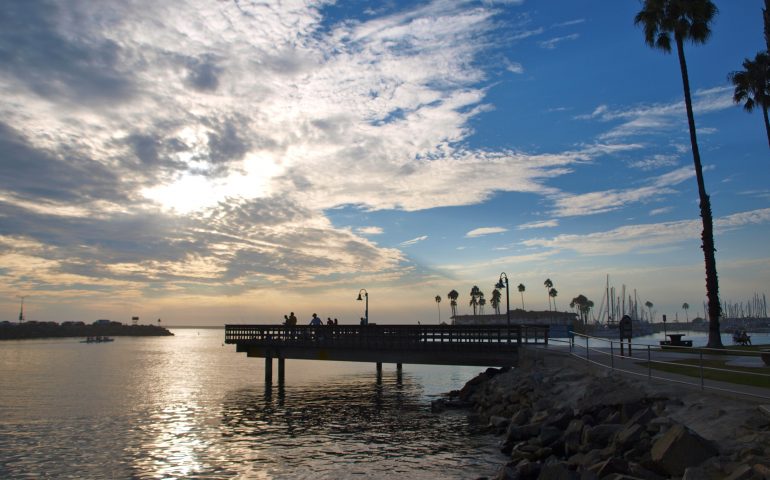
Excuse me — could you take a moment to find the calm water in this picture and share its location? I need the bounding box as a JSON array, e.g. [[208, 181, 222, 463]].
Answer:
[[0, 328, 505, 479]]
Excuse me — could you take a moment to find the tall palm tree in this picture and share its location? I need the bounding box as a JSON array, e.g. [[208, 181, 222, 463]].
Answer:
[[491, 288, 502, 315], [682, 302, 690, 322], [435, 295, 442, 323], [635, 0, 723, 348], [469, 285, 480, 315], [517, 283, 526, 309], [765, 0, 770, 53], [544, 279, 553, 311], [479, 295, 486, 315], [729, 53, 770, 148], [447, 290, 459, 317], [549, 288, 558, 311]]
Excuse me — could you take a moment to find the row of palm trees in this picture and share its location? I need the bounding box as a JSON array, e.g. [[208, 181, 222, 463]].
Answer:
[[438, 279, 561, 319]]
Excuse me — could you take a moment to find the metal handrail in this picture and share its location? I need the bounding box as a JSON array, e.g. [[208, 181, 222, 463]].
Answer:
[[549, 333, 770, 401], [225, 324, 550, 350]]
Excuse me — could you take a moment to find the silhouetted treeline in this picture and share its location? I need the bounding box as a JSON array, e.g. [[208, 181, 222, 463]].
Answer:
[[0, 322, 174, 340]]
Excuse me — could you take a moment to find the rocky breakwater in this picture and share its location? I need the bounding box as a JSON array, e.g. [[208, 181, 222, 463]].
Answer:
[[433, 357, 770, 479]]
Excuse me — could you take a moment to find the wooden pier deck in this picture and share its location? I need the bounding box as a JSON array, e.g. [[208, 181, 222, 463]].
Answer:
[[225, 324, 550, 381]]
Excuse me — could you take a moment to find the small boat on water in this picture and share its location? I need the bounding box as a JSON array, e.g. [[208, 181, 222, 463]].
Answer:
[[81, 336, 115, 343]]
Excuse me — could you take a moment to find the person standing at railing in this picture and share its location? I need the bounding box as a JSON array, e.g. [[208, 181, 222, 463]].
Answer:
[[309, 313, 322, 326], [288, 312, 297, 326]]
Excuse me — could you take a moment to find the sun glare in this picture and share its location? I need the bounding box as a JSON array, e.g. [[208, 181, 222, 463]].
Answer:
[[142, 153, 283, 214]]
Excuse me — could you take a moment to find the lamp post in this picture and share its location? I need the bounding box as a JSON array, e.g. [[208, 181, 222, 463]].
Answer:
[[357, 289, 369, 325], [495, 273, 510, 327]]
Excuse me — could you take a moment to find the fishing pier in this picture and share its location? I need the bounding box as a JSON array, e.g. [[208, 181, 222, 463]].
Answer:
[[225, 324, 550, 382]]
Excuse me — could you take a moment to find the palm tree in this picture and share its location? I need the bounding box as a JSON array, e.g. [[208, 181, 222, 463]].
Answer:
[[517, 283, 526, 309], [479, 295, 486, 314], [761, 0, 770, 42], [549, 288, 558, 311], [729, 52, 770, 148], [544, 279, 553, 310], [447, 290, 459, 317], [635, 0, 723, 348], [682, 302, 690, 322], [491, 288, 502, 315], [435, 295, 442, 323], [645, 301, 654, 322], [469, 285, 480, 315]]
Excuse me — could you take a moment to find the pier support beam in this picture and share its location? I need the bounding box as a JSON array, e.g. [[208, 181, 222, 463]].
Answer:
[[376, 362, 382, 373], [265, 356, 273, 384], [278, 356, 285, 384], [396, 363, 402, 372]]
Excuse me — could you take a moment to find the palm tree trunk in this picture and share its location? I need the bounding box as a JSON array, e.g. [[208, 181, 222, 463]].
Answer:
[[763, 105, 770, 149], [676, 35, 723, 348]]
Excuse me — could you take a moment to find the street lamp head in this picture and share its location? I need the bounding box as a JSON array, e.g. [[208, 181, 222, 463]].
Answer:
[[495, 280, 505, 289], [357, 293, 363, 301]]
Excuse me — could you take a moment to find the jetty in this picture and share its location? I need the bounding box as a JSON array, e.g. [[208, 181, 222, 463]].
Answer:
[[224, 323, 549, 382]]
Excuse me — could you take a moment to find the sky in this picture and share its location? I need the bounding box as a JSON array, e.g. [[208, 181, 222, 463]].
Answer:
[[1, 0, 768, 326]]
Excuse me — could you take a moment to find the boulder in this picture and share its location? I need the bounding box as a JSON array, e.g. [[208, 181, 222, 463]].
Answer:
[[506, 422, 542, 443], [582, 424, 624, 449], [588, 457, 629, 478], [650, 424, 718, 476], [536, 463, 580, 480]]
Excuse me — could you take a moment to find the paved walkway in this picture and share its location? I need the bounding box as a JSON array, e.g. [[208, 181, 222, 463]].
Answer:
[[525, 340, 770, 403]]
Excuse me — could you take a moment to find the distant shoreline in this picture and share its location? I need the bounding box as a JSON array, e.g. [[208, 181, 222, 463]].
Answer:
[[0, 323, 174, 340]]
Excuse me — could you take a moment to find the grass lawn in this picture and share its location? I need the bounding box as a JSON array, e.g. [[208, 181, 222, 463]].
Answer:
[[659, 343, 770, 356], [641, 358, 770, 389]]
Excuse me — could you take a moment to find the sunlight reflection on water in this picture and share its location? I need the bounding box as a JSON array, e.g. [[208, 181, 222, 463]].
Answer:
[[0, 328, 505, 479]]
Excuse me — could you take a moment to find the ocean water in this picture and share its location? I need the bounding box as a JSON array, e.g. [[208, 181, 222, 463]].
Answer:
[[0, 327, 506, 479]]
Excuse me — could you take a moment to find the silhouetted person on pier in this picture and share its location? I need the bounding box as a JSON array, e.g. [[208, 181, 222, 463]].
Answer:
[[334, 318, 338, 325], [309, 313, 322, 326], [326, 317, 334, 325], [288, 312, 297, 326], [283, 315, 290, 325], [360, 317, 366, 326]]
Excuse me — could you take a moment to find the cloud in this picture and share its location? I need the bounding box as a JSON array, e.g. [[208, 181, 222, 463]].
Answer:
[[539, 33, 579, 49], [575, 87, 734, 140], [504, 59, 524, 74], [522, 208, 770, 256], [552, 19, 585, 28], [400, 235, 428, 246], [518, 219, 558, 230], [628, 154, 679, 171], [466, 227, 508, 238], [357, 226, 384, 235], [550, 166, 693, 217]]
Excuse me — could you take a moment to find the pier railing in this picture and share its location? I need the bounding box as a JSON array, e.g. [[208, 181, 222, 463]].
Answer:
[[225, 324, 549, 350]]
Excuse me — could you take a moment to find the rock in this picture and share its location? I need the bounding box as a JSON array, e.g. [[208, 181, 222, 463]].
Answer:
[[510, 408, 532, 427], [724, 464, 754, 480], [650, 423, 719, 476], [537, 426, 563, 447], [588, 457, 628, 478], [490, 415, 511, 432], [753, 463, 770, 479], [506, 423, 542, 443], [614, 423, 644, 449], [536, 463, 579, 480], [582, 424, 624, 449], [626, 407, 657, 428]]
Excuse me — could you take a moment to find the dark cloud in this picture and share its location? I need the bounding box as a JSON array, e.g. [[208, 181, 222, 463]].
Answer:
[[125, 132, 187, 174], [0, 122, 126, 204], [0, 0, 133, 103], [186, 57, 220, 91], [205, 118, 250, 167]]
